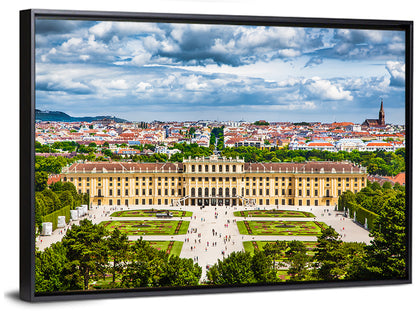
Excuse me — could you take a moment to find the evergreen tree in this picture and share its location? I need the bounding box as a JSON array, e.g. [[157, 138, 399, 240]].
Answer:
[[62, 220, 108, 290]]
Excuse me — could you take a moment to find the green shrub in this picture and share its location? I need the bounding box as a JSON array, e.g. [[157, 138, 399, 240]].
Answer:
[[41, 205, 71, 231], [346, 202, 378, 231]]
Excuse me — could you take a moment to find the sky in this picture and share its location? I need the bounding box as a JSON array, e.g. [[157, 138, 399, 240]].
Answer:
[[35, 18, 406, 124]]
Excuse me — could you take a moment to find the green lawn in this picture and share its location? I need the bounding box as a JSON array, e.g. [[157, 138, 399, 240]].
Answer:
[[147, 241, 184, 257], [101, 220, 190, 235], [237, 220, 328, 236], [243, 241, 318, 257], [234, 210, 315, 218], [110, 209, 193, 218]]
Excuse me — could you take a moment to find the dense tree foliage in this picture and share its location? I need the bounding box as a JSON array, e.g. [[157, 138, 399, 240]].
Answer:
[[62, 219, 109, 290], [210, 127, 224, 150], [35, 155, 71, 174], [206, 251, 257, 284], [36, 220, 202, 292], [336, 183, 407, 280], [35, 181, 89, 233]]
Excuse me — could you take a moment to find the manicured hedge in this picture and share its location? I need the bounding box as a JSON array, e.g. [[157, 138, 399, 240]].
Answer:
[[346, 202, 378, 231], [41, 205, 71, 230]]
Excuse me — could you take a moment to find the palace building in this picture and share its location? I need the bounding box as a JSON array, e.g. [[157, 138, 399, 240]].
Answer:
[[61, 155, 367, 208]]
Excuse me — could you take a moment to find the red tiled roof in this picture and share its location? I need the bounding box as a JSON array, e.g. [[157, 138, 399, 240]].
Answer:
[[308, 142, 334, 146], [47, 174, 61, 185], [385, 172, 406, 185], [366, 142, 392, 147]]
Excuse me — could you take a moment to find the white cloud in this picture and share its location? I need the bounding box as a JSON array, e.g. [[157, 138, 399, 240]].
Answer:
[[386, 61, 405, 87], [184, 75, 208, 91], [61, 37, 83, 50], [131, 53, 152, 66], [79, 55, 90, 61], [305, 77, 353, 101], [136, 82, 152, 92], [278, 49, 301, 58]]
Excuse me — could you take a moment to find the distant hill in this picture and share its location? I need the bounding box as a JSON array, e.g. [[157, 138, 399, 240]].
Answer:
[[35, 109, 128, 123]]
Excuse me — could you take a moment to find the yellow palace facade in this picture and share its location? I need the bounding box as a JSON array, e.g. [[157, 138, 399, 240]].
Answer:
[[61, 155, 367, 208]]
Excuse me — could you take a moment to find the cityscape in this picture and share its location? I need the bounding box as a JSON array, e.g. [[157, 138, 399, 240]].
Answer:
[[34, 19, 407, 293]]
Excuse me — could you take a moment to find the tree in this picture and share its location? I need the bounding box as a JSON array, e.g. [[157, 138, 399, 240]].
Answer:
[[121, 239, 164, 288], [35, 171, 48, 192], [159, 256, 202, 287], [35, 242, 73, 292], [363, 190, 407, 279], [207, 251, 255, 285], [58, 190, 74, 209], [106, 228, 129, 285], [284, 241, 312, 281], [41, 188, 62, 213], [251, 250, 278, 283], [62, 220, 108, 289], [314, 227, 343, 280]]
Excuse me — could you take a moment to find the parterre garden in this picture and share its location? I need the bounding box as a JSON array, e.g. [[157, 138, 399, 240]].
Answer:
[[235, 210, 315, 218], [129, 240, 184, 257], [237, 220, 328, 235], [101, 220, 189, 235], [110, 209, 193, 217]]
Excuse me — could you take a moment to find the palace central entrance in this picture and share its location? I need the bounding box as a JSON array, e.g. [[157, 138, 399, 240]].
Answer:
[[191, 197, 241, 207]]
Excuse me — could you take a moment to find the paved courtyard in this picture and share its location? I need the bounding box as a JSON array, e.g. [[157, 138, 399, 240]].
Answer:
[[36, 203, 372, 281]]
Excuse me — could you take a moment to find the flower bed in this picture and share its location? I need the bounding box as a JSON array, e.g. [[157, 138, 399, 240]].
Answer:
[[110, 209, 192, 218], [234, 210, 315, 218], [237, 220, 327, 236], [100, 220, 190, 235]]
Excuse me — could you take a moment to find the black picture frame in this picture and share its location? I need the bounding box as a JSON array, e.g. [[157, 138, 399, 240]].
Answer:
[[20, 9, 413, 302]]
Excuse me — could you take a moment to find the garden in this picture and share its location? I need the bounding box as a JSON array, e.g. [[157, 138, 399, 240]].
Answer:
[[147, 241, 184, 257], [237, 220, 328, 235], [101, 220, 190, 235], [110, 209, 193, 218], [235, 210, 315, 218]]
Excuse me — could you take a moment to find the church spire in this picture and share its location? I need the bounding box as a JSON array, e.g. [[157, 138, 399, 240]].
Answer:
[[379, 98, 385, 126]]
